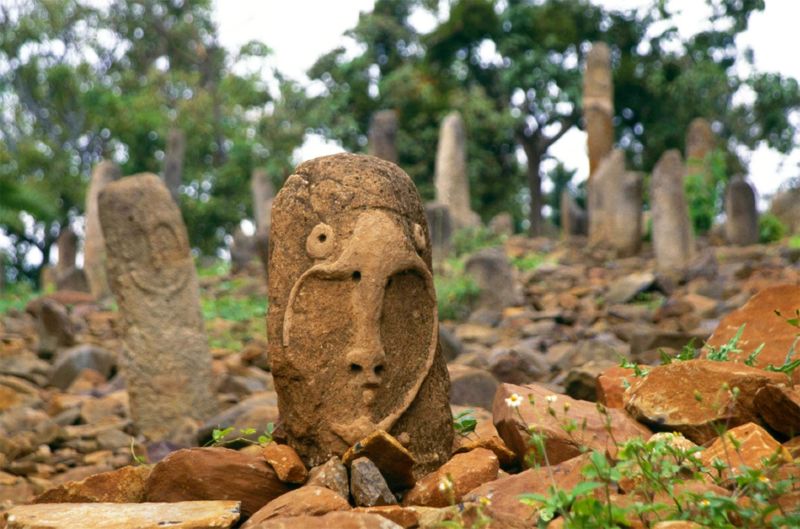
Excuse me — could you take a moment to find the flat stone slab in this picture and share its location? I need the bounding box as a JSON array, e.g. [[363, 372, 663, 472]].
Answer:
[[5, 501, 241, 529]]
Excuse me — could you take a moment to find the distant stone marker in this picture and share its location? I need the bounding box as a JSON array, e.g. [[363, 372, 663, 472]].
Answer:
[[268, 153, 452, 477], [425, 202, 454, 264], [251, 169, 275, 273], [54, 227, 87, 292], [725, 177, 759, 246], [163, 127, 186, 202], [770, 186, 800, 234], [651, 150, 694, 277], [84, 160, 121, 300], [686, 118, 714, 160], [367, 110, 398, 164], [686, 118, 714, 174], [588, 150, 642, 257], [434, 111, 478, 229], [583, 42, 614, 177], [560, 190, 587, 237], [99, 173, 217, 441]]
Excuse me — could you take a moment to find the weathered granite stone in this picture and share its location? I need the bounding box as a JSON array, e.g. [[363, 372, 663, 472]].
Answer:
[[434, 112, 478, 229], [367, 110, 398, 164], [724, 177, 759, 246], [99, 173, 217, 440], [584, 42, 614, 177], [84, 160, 121, 299], [588, 150, 642, 256], [651, 150, 694, 277], [268, 153, 453, 477], [350, 457, 396, 507], [464, 247, 521, 313], [770, 185, 800, 234]]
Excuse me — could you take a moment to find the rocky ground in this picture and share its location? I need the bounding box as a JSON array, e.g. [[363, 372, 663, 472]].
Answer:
[[1, 236, 799, 528]]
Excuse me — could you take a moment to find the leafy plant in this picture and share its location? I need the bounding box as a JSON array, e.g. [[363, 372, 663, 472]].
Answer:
[[759, 213, 787, 243], [207, 423, 275, 448], [453, 409, 478, 437], [435, 258, 480, 321], [512, 253, 547, 272], [452, 226, 504, 258]]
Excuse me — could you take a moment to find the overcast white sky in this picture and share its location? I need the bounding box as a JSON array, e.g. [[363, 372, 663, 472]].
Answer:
[[213, 0, 800, 199]]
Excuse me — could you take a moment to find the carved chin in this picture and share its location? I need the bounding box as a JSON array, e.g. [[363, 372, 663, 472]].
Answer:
[[362, 387, 378, 405]]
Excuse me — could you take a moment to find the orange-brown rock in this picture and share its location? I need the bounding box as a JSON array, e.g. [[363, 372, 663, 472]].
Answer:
[[342, 430, 415, 491], [403, 448, 498, 507], [144, 447, 289, 518], [453, 435, 516, 469], [464, 454, 589, 527], [248, 511, 403, 529], [754, 384, 800, 437], [261, 443, 307, 484], [241, 486, 349, 528], [596, 365, 644, 408], [4, 501, 242, 529], [494, 383, 651, 467], [624, 360, 788, 444], [700, 422, 791, 482], [34, 465, 151, 503], [705, 285, 800, 380], [268, 154, 452, 477], [352, 506, 421, 528]]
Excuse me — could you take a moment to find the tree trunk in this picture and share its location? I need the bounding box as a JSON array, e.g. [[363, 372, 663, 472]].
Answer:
[[525, 147, 544, 237]]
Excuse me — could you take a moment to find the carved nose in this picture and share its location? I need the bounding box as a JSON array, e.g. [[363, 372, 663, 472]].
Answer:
[[346, 346, 386, 386]]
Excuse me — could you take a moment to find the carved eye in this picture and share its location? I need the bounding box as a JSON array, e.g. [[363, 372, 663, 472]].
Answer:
[[412, 223, 426, 252], [306, 223, 335, 259]]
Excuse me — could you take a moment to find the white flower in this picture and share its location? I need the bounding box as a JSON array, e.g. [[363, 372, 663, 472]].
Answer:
[[545, 395, 558, 404], [505, 393, 523, 408], [438, 476, 454, 491]]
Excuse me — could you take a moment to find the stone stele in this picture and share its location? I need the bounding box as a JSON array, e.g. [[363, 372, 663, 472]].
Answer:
[[84, 160, 121, 299], [583, 42, 614, 177], [268, 153, 453, 477], [98, 173, 217, 440]]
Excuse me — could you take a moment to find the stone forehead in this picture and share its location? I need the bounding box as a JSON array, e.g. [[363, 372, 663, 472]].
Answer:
[[100, 173, 170, 208], [291, 153, 424, 221]]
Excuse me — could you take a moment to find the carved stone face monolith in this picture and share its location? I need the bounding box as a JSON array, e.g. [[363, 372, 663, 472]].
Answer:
[[268, 154, 453, 476], [99, 173, 217, 441]]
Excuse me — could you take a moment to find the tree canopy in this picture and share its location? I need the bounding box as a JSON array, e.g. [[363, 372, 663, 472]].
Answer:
[[1, 0, 798, 283]]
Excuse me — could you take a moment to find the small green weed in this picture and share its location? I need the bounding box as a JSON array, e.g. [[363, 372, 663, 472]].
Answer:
[[0, 281, 38, 313], [759, 213, 787, 243], [789, 235, 800, 249], [453, 409, 478, 437], [207, 423, 276, 447], [512, 253, 547, 272]]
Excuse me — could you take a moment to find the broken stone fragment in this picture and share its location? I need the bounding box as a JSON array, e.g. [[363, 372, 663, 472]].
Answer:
[[403, 447, 499, 507], [261, 443, 307, 484], [241, 486, 349, 528], [624, 359, 787, 444], [33, 465, 151, 503], [342, 430, 415, 491], [306, 456, 349, 499], [5, 501, 241, 529], [350, 457, 397, 507], [143, 447, 289, 518]]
